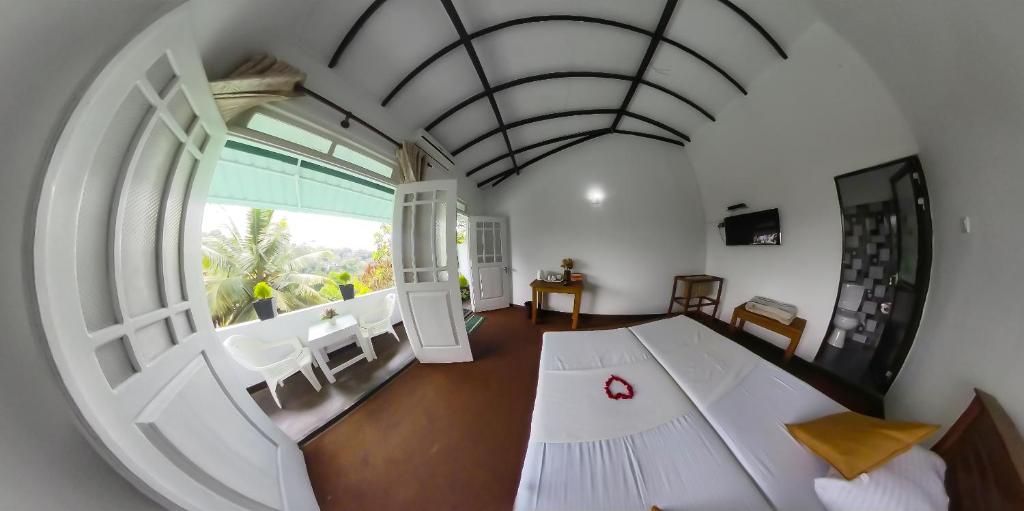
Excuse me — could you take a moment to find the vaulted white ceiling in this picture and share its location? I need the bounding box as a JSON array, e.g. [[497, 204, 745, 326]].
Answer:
[[274, 0, 819, 187]]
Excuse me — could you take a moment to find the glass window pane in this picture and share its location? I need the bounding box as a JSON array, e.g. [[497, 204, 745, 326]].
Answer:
[[247, 113, 332, 153], [332, 144, 394, 178], [434, 201, 447, 268]]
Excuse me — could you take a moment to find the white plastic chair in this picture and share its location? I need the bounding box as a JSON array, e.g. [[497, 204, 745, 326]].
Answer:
[[358, 293, 400, 343], [223, 335, 321, 408]]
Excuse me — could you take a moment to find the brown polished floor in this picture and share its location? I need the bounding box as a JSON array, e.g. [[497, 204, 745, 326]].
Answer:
[[301, 307, 661, 511], [301, 307, 881, 511], [250, 325, 415, 442]]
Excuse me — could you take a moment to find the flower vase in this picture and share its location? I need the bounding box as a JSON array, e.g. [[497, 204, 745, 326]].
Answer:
[[562, 269, 571, 285]]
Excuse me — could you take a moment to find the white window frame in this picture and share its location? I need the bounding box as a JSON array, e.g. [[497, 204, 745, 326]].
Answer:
[[229, 105, 399, 186]]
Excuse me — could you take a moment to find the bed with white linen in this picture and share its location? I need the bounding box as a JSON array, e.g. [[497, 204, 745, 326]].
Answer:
[[515, 315, 845, 511]]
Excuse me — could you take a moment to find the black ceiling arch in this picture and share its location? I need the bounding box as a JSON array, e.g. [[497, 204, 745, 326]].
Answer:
[[478, 129, 686, 187], [479, 131, 608, 187], [466, 126, 686, 178], [327, 0, 787, 187], [377, 14, 749, 107], [425, 70, 714, 132], [451, 107, 689, 156], [465, 129, 607, 177]]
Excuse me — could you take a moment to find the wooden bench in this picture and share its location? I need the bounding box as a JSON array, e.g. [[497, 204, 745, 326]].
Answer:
[[729, 304, 807, 363]]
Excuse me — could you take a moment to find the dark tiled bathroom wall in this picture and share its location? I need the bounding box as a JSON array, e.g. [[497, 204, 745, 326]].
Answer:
[[837, 200, 899, 346]]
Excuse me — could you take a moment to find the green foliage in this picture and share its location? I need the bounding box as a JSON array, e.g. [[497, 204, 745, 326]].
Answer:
[[202, 208, 332, 327], [252, 281, 273, 300], [203, 208, 396, 327], [459, 274, 469, 288], [359, 224, 395, 291]]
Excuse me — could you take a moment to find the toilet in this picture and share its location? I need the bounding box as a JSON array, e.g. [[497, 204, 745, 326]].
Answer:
[[826, 283, 865, 348]]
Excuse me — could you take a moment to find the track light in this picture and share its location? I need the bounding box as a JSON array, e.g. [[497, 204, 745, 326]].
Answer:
[[340, 113, 351, 129]]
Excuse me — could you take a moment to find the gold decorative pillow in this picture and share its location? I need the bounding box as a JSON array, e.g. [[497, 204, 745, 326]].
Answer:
[[786, 411, 939, 479]]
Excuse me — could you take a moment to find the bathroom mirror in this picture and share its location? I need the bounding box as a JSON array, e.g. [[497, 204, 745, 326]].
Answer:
[[815, 156, 933, 395]]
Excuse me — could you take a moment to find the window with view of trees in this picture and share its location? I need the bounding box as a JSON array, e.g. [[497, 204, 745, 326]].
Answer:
[[201, 206, 395, 327], [200, 117, 397, 328]]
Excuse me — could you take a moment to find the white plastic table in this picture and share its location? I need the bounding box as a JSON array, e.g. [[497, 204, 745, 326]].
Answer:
[[305, 315, 376, 383]]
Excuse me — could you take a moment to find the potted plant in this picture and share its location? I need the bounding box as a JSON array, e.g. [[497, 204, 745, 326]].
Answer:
[[252, 281, 276, 321], [459, 274, 470, 301], [321, 307, 338, 324], [561, 258, 574, 285], [332, 271, 355, 301]]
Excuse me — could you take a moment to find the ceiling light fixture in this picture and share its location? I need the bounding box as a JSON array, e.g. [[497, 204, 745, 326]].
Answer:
[[587, 188, 605, 206]]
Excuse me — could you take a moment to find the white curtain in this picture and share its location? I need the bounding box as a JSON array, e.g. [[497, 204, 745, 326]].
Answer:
[[210, 54, 304, 122], [396, 141, 430, 183]]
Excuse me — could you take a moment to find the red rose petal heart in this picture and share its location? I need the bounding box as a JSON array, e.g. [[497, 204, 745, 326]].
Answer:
[[604, 375, 635, 400]]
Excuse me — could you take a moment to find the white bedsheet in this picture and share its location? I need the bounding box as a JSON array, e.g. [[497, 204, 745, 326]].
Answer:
[[516, 410, 772, 511], [531, 357, 692, 443], [539, 328, 651, 371], [632, 315, 846, 511], [516, 328, 772, 511], [517, 315, 849, 511]]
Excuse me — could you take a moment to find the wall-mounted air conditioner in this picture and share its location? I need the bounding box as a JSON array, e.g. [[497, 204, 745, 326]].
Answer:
[[415, 129, 456, 173]]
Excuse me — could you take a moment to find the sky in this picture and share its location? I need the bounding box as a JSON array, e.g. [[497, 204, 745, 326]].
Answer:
[[201, 203, 384, 251]]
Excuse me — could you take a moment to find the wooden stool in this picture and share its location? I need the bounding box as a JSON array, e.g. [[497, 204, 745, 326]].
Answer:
[[667, 275, 724, 318], [729, 304, 807, 363]]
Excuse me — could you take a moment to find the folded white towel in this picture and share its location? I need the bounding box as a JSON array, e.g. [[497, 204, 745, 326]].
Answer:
[[745, 296, 798, 325]]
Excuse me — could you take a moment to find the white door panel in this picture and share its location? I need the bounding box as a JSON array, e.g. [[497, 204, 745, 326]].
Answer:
[[479, 266, 505, 300], [33, 5, 316, 510], [392, 179, 473, 363], [468, 216, 511, 311]]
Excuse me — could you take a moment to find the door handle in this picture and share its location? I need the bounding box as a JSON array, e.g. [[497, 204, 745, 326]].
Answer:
[[504, 266, 509, 274]]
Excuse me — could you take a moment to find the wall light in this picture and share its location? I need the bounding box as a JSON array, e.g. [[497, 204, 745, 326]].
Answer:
[[586, 188, 605, 207]]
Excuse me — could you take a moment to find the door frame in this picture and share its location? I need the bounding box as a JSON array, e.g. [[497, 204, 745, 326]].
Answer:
[[817, 155, 933, 393], [466, 215, 511, 312], [31, 5, 315, 509]]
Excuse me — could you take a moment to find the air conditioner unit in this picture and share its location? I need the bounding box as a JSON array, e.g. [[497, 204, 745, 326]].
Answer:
[[414, 130, 456, 172]]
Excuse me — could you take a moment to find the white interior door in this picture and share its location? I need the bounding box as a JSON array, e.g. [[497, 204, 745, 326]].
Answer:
[[392, 179, 473, 363], [468, 216, 511, 312], [33, 6, 317, 510]]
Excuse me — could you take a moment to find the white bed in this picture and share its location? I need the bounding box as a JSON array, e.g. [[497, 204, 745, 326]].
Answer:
[[515, 315, 846, 511]]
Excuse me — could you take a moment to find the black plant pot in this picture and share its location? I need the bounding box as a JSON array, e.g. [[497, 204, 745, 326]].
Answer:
[[562, 269, 572, 285], [254, 298, 276, 321], [339, 283, 355, 301]]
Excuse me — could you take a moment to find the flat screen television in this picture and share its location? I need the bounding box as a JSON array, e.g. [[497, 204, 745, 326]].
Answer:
[[724, 208, 782, 246]]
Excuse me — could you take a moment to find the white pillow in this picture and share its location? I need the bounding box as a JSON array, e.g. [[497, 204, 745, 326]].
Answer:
[[814, 446, 949, 511]]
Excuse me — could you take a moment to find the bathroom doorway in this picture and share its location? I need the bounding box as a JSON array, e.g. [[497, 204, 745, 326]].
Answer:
[[815, 156, 932, 395]]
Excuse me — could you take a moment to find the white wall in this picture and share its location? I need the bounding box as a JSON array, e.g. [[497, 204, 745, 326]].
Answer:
[[217, 289, 401, 387], [686, 21, 918, 361], [810, 0, 1024, 434], [0, 1, 173, 508], [487, 135, 706, 315]]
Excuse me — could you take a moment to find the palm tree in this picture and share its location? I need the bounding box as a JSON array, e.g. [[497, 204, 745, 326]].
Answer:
[[202, 208, 332, 326]]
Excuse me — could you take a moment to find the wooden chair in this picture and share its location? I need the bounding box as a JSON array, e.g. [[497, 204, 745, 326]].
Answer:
[[667, 275, 724, 318]]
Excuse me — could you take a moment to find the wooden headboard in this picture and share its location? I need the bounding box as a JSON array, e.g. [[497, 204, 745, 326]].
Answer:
[[932, 389, 1024, 510]]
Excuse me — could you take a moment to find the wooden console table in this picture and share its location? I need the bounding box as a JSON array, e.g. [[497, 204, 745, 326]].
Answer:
[[530, 279, 584, 330], [668, 274, 724, 318], [729, 304, 806, 363]]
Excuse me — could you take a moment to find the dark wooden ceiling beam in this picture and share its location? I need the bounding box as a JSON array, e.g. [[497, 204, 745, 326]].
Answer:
[[481, 131, 609, 187], [612, 129, 686, 147], [452, 108, 688, 156], [426, 71, 714, 131], [612, 0, 678, 130], [465, 129, 608, 177], [380, 14, 746, 106], [439, 0, 519, 174], [716, 0, 787, 59], [328, 0, 390, 69]]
